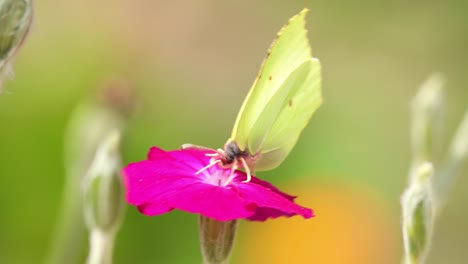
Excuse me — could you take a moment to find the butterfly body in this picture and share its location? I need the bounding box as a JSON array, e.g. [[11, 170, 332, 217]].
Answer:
[[221, 140, 249, 165]]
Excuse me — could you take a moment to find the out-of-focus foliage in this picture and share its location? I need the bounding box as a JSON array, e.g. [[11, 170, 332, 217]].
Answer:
[[0, 1, 466, 263]]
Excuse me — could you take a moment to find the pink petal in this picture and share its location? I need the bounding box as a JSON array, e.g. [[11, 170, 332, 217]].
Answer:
[[138, 202, 173, 216], [154, 183, 255, 221], [123, 160, 198, 207], [147, 147, 170, 160], [122, 147, 314, 222], [148, 147, 214, 172], [235, 181, 313, 221]]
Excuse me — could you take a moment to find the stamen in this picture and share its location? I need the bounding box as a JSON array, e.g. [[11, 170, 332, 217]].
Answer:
[[240, 157, 251, 183], [195, 159, 221, 175]]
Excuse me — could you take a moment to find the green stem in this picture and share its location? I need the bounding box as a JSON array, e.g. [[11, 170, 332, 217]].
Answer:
[[86, 229, 116, 264], [45, 171, 85, 264], [403, 255, 417, 264]]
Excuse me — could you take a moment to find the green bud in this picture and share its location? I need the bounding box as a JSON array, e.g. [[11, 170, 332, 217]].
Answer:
[[433, 109, 468, 211], [449, 110, 468, 163], [402, 162, 434, 264], [83, 130, 125, 232], [0, 0, 33, 91], [410, 74, 444, 168], [199, 216, 237, 264], [0, 0, 32, 59], [47, 80, 133, 264]]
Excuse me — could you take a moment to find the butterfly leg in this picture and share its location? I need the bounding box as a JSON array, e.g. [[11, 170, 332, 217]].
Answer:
[[181, 143, 214, 150], [223, 160, 238, 186], [240, 157, 251, 182], [206, 148, 225, 157], [195, 158, 221, 175]]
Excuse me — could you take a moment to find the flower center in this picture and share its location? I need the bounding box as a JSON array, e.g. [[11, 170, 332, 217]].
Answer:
[[203, 168, 234, 187]]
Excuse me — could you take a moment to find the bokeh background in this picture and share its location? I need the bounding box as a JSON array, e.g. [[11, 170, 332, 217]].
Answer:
[[1, 1, 467, 263]]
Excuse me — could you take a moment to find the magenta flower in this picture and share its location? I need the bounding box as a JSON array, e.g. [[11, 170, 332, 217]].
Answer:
[[122, 147, 313, 222]]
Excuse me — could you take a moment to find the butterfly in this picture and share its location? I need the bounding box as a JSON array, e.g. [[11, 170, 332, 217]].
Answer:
[[184, 8, 322, 183]]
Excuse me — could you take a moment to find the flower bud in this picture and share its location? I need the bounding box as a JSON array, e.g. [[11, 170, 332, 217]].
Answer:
[[83, 130, 125, 232], [410, 74, 444, 167], [199, 216, 237, 264], [401, 162, 434, 264], [0, 0, 33, 90], [48, 80, 133, 264], [449, 110, 468, 163]]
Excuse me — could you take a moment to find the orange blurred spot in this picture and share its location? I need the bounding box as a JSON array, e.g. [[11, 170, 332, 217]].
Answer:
[[235, 180, 399, 264]]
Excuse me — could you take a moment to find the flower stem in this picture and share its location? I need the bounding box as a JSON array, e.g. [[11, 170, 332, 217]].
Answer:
[[86, 229, 116, 264], [199, 216, 237, 264]]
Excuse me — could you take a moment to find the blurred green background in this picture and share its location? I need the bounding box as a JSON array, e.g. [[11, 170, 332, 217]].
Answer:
[[0, 0, 467, 263]]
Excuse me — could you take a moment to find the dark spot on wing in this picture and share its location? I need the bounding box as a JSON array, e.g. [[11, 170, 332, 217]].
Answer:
[[288, 99, 293, 107], [269, 75, 272, 80]]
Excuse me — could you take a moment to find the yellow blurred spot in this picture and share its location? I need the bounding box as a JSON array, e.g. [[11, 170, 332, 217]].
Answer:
[[235, 180, 399, 264]]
